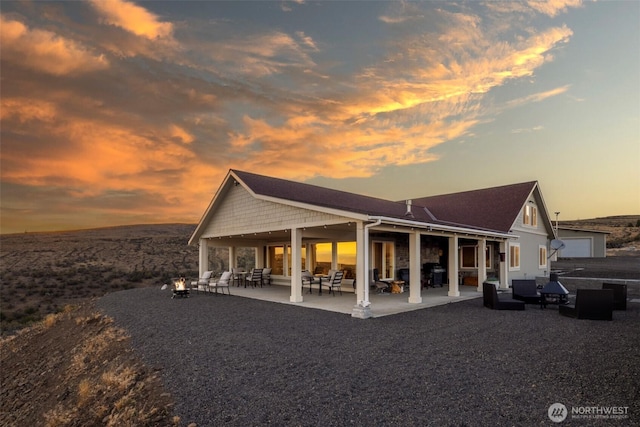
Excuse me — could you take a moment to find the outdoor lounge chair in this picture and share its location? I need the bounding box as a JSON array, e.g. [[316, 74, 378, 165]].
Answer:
[[512, 279, 544, 308], [190, 271, 213, 292], [483, 282, 525, 310], [602, 283, 627, 310], [559, 288, 613, 320], [322, 270, 344, 296], [209, 271, 232, 295]]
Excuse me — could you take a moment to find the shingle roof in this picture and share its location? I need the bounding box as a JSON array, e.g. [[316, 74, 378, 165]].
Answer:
[[232, 170, 537, 233], [410, 181, 537, 233]]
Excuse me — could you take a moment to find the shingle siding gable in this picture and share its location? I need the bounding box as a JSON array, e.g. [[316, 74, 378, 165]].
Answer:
[[201, 185, 348, 237]]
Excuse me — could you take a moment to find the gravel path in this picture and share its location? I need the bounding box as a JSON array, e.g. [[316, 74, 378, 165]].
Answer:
[[97, 288, 640, 426]]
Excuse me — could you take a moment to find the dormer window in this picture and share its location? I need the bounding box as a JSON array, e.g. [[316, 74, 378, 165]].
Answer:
[[523, 205, 538, 227]]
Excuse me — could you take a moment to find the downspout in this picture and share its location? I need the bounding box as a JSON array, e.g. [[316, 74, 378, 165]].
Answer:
[[360, 218, 382, 308]]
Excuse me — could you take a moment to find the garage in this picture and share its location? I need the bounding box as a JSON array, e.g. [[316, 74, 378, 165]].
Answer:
[[559, 238, 592, 258]]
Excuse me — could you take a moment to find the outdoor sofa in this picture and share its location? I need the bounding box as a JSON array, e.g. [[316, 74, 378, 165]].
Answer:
[[511, 279, 544, 308], [559, 288, 613, 320], [483, 282, 525, 311]]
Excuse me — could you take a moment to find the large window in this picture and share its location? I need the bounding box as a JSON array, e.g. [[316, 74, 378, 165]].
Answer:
[[539, 245, 547, 269], [268, 246, 284, 275], [337, 242, 356, 279], [509, 243, 521, 271]]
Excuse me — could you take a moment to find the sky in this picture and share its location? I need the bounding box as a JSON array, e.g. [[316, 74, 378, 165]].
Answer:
[[1, 0, 638, 234]]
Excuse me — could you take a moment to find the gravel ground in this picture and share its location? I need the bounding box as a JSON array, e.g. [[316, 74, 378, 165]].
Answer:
[[98, 288, 640, 426]]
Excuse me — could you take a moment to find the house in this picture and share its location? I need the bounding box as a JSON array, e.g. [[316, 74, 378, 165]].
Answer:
[[557, 227, 609, 258], [189, 170, 556, 318]]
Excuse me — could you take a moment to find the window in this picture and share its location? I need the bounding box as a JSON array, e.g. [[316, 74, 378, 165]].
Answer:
[[460, 245, 493, 269], [509, 243, 520, 270], [460, 246, 476, 269], [337, 242, 356, 279], [539, 245, 547, 269], [268, 246, 284, 275], [523, 205, 538, 227]]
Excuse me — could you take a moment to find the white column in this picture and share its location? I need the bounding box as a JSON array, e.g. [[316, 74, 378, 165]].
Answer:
[[409, 231, 422, 303], [500, 241, 509, 289], [199, 239, 209, 276], [352, 221, 372, 318], [255, 247, 264, 269], [290, 228, 303, 302], [228, 246, 236, 270], [448, 235, 460, 297], [477, 238, 487, 293]]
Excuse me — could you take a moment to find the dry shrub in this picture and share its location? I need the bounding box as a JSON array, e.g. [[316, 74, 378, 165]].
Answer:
[[102, 365, 137, 392], [43, 313, 59, 329], [77, 378, 94, 407], [43, 404, 77, 427]]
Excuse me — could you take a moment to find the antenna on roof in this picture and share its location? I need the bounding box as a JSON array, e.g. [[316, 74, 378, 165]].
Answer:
[[405, 200, 414, 219]]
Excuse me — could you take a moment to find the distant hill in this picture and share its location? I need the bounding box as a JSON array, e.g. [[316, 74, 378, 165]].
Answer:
[[559, 215, 640, 254]]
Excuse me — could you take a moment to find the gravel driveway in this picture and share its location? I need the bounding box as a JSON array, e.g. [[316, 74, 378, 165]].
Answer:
[[98, 288, 640, 426]]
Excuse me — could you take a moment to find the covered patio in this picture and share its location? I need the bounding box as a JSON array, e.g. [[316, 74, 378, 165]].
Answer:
[[193, 283, 483, 317]]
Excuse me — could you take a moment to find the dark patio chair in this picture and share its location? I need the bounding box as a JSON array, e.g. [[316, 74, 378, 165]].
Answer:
[[602, 283, 627, 310], [559, 288, 613, 320], [483, 282, 525, 310], [245, 268, 264, 288], [322, 270, 344, 296], [512, 279, 544, 308]]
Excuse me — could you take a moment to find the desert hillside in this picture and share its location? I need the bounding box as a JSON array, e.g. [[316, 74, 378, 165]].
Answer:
[[0, 224, 198, 334]]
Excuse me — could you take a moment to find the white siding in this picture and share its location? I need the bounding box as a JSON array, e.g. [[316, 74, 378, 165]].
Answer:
[[201, 185, 349, 237]]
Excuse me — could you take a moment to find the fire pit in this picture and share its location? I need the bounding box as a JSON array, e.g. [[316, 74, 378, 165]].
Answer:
[[541, 273, 570, 305]]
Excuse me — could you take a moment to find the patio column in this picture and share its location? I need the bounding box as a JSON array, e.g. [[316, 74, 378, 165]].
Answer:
[[448, 235, 460, 297], [198, 238, 209, 277], [290, 227, 303, 303], [499, 241, 509, 289], [352, 221, 372, 319], [477, 238, 487, 293], [229, 246, 236, 269], [256, 247, 265, 269], [409, 231, 422, 303]]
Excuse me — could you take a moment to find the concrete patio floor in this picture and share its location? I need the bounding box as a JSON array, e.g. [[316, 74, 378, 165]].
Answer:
[[195, 283, 483, 317]]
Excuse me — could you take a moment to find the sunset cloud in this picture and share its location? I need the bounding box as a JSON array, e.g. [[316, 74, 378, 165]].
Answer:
[[0, 15, 108, 76], [89, 0, 173, 40], [1, 1, 633, 233]]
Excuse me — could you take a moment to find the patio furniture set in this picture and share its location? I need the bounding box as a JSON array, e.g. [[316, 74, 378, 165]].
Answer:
[[181, 268, 272, 296], [483, 279, 627, 320]]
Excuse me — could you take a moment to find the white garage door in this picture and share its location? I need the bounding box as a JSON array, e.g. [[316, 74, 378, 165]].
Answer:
[[560, 239, 591, 257]]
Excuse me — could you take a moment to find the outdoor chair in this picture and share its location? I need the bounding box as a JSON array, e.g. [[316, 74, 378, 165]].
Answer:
[[190, 271, 213, 292], [301, 270, 316, 294], [373, 268, 390, 294], [322, 270, 344, 296], [559, 288, 613, 320], [209, 271, 232, 295], [231, 268, 243, 287], [602, 283, 627, 310], [512, 279, 544, 308], [483, 282, 525, 310], [398, 268, 410, 286], [262, 268, 272, 286], [245, 268, 264, 288]]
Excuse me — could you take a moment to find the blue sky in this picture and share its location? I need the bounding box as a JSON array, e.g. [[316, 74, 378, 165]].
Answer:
[[1, 0, 638, 233]]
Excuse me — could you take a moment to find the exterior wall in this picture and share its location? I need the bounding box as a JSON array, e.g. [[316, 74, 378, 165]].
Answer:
[[557, 229, 607, 258], [509, 199, 551, 282], [201, 185, 348, 237]]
